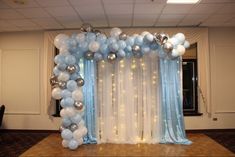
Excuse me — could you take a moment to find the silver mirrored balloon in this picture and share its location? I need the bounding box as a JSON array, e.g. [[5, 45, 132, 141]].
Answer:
[[76, 77, 85, 87], [163, 42, 173, 54], [107, 52, 117, 63], [70, 123, 78, 132], [74, 101, 84, 110], [66, 65, 77, 74], [58, 81, 67, 89], [119, 32, 128, 40], [84, 51, 94, 60], [80, 23, 93, 32], [50, 75, 58, 86], [59, 125, 66, 132], [93, 29, 101, 36], [155, 33, 168, 45]]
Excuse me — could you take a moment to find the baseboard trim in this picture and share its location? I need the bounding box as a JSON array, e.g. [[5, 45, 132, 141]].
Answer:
[[186, 129, 235, 133], [0, 129, 59, 133]]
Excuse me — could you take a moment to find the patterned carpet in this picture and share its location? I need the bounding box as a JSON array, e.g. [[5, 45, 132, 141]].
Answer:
[[0, 130, 234, 157]]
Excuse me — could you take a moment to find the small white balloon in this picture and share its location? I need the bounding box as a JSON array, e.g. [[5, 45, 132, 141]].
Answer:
[[175, 33, 185, 44], [60, 109, 67, 117], [52, 87, 62, 100], [110, 27, 122, 37], [88, 41, 100, 52], [141, 31, 150, 37], [176, 45, 186, 56], [77, 138, 83, 146], [62, 139, 69, 148], [81, 126, 88, 136], [171, 49, 180, 57], [72, 89, 83, 101], [54, 34, 69, 49], [73, 129, 83, 140], [65, 107, 76, 117], [183, 40, 190, 49], [58, 72, 70, 82], [168, 37, 180, 47]]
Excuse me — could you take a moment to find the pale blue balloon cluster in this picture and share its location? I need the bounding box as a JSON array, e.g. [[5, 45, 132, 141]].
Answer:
[[51, 25, 190, 150]]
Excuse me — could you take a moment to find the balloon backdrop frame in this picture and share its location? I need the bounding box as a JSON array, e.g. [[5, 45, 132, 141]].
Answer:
[[50, 23, 190, 150]]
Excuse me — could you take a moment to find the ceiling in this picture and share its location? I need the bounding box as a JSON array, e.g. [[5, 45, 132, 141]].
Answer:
[[0, 0, 235, 32]]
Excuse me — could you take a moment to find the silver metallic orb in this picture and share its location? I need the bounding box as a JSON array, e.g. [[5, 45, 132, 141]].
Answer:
[[80, 23, 93, 32], [107, 52, 117, 63], [76, 77, 85, 87], [74, 101, 84, 110], [66, 65, 77, 74], [163, 42, 173, 54], [119, 32, 128, 40]]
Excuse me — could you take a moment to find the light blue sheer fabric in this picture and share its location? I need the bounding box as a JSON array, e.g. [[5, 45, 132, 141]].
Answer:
[[159, 57, 192, 145], [82, 60, 97, 144]]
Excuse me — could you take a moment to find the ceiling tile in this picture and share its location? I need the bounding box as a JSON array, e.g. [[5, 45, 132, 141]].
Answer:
[[0, 1, 10, 8], [162, 4, 194, 14], [44, 6, 78, 17], [158, 14, 185, 23], [134, 3, 165, 14], [104, 4, 133, 15], [16, 8, 51, 18], [216, 3, 235, 14], [102, 0, 134, 4], [155, 21, 178, 27], [19, 25, 43, 31], [190, 3, 224, 14], [0, 20, 11, 28], [3, 0, 39, 8], [179, 14, 209, 26], [135, 0, 166, 3], [55, 16, 82, 28], [69, 0, 101, 6], [35, 0, 70, 7], [83, 19, 108, 27], [74, 4, 105, 19], [0, 9, 25, 19], [6, 19, 38, 27], [200, 0, 234, 3], [108, 14, 132, 27], [202, 14, 232, 26], [31, 17, 63, 29], [133, 14, 158, 26]]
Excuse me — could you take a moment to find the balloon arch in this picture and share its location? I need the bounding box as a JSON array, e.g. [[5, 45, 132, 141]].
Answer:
[[50, 23, 191, 150]]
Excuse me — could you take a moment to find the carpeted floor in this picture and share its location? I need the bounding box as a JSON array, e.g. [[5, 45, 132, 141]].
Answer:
[[0, 130, 234, 157]]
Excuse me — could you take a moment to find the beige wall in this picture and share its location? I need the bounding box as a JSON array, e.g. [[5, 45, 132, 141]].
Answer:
[[0, 27, 235, 130]]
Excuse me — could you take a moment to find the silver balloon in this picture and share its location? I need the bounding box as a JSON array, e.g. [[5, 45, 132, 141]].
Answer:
[[76, 77, 85, 87], [70, 123, 78, 132], [74, 101, 84, 110], [58, 81, 66, 89], [107, 52, 117, 63], [50, 75, 58, 86], [80, 23, 93, 32], [155, 33, 168, 45], [163, 42, 173, 54], [132, 45, 141, 52], [93, 29, 101, 36], [59, 125, 66, 132], [66, 65, 77, 74], [119, 32, 128, 40], [84, 51, 94, 60]]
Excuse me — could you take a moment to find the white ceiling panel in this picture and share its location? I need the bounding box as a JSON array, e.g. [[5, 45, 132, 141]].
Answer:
[[109, 14, 132, 27], [20, 25, 43, 31], [102, 0, 134, 4], [200, 0, 234, 3], [74, 4, 105, 19], [83, 19, 108, 27], [134, 3, 165, 14], [104, 4, 133, 15], [35, 0, 70, 7], [179, 14, 209, 26], [190, 3, 224, 14], [56, 16, 82, 28], [0, 9, 25, 19], [16, 8, 51, 18], [155, 21, 178, 27], [133, 14, 158, 26], [31, 17, 63, 29], [44, 6, 78, 17], [216, 3, 235, 14], [3, 0, 39, 8], [69, 0, 101, 6], [6, 19, 38, 27], [158, 14, 185, 23], [135, 0, 166, 3], [0, 20, 11, 28], [0, 1, 10, 8], [162, 4, 194, 14]]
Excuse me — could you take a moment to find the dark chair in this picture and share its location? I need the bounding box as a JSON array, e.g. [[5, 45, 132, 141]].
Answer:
[[0, 105, 5, 128]]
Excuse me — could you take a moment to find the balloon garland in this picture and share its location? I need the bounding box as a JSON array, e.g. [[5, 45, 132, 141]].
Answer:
[[50, 23, 190, 150]]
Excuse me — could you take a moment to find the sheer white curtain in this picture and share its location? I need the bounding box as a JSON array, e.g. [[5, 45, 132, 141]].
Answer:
[[97, 54, 160, 144]]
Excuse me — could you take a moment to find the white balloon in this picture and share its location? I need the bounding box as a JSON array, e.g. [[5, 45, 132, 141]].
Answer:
[[78, 120, 85, 128], [60, 109, 67, 117], [54, 34, 69, 49], [72, 89, 83, 101], [175, 33, 185, 44], [183, 40, 190, 49], [52, 87, 62, 100], [62, 139, 69, 148], [81, 126, 88, 136], [58, 72, 70, 82], [73, 129, 83, 140], [77, 138, 83, 146], [110, 27, 122, 37], [76, 33, 86, 43], [65, 107, 76, 117], [171, 49, 180, 57], [141, 31, 150, 37], [168, 38, 180, 47], [176, 45, 186, 56], [88, 41, 100, 52], [59, 45, 69, 54]]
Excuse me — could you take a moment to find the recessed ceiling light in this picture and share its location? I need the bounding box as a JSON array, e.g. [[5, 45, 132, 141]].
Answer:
[[167, 0, 200, 4]]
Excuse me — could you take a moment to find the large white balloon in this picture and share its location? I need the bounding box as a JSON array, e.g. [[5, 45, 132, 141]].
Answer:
[[183, 40, 190, 49], [58, 72, 70, 82], [175, 33, 185, 45], [52, 87, 62, 100], [176, 45, 186, 56], [62, 139, 69, 148], [88, 41, 100, 52], [54, 34, 69, 49], [168, 37, 180, 47], [60, 109, 67, 117], [72, 89, 83, 101], [73, 129, 83, 141], [65, 107, 76, 117], [110, 27, 122, 38]]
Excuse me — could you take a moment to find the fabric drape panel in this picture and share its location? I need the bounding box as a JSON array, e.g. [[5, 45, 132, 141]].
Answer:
[[159, 57, 192, 145], [83, 60, 97, 144], [97, 55, 160, 144]]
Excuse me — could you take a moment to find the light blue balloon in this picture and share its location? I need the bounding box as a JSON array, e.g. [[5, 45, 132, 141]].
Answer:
[[79, 41, 88, 52], [71, 114, 82, 124], [94, 52, 103, 61], [69, 46, 78, 54], [61, 89, 72, 98], [135, 36, 143, 45], [68, 139, 79, 150], [150, 42, 159, 50], [125, 45, 132, 52], [126, 37, 135, 46], [70, 72, 81, 80], [141, 45, 151, 54], [107, 37, 117, 45], [61, 129, 73, 140], [68, 38, 77, 47], [117, 49, 125, 58], [96, 34, 107, 44], [66, 80, 77, 91], [71, 33, 77, 39], [109, 43, 119, 52], [100, 44, 109, 54], [54, 55, 65, 64], [86, 32, 96, 42], [61, 97, 74, 107], [57, 63, 67, 71], [53, 66, 61, 76], [118, 40, 126, 50], [65, 55, 76, 65], [76, 33, 86, 43], [144, 34, 154, 43], [62, 117, 72, 127]]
